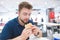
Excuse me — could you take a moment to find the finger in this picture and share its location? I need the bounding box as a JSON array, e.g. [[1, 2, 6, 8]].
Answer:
[[25, 29, 32, 33], [25, 29, 32, 36]]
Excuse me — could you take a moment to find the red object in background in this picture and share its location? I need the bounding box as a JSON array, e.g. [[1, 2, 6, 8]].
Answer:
[[49, 11, 55, 19]]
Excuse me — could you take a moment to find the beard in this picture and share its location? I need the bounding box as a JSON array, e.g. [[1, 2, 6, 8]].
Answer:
[[20, 18, 29, 25]]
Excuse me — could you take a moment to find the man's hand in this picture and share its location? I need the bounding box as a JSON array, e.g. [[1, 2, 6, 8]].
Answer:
[[25, 23, 42, 38], [32, 25, 42, 37], [21, 28, 32, 40]]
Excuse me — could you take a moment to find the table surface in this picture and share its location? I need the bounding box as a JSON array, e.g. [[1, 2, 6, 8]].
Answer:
[[29, 34, 50, 40], [29, 33, 60, 40], [29, 37, 50, 40], [40, 22, 60, 26]]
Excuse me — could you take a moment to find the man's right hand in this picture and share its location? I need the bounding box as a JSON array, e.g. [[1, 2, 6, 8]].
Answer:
[[21, 28, 32, 40], [12, 28, 32, 40]]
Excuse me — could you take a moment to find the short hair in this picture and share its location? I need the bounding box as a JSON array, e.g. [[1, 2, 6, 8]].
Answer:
[[18, 2, 33, 11]]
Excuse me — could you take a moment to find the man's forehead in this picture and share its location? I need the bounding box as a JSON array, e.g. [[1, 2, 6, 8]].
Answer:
[[21, 8, 32, 13], [21, 8, 32, 11]]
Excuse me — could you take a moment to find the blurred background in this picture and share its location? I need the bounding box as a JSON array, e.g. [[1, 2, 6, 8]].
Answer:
[[0, 0, 60, 38]]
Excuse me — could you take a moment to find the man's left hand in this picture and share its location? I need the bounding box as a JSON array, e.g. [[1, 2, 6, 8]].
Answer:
[[32, 25, 42, 38]]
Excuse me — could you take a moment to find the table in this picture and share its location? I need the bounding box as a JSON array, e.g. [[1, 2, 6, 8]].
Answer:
[[40, 22, 60, 26], [29, 34, 50, 40]]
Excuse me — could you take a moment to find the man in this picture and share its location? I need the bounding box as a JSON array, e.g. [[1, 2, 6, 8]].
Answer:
[[1, 2, 42, 40]]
